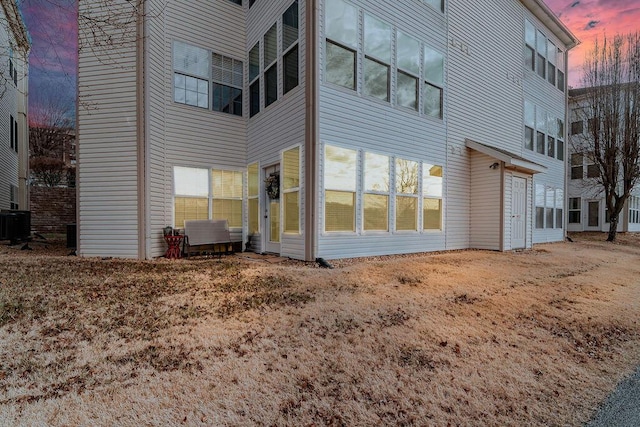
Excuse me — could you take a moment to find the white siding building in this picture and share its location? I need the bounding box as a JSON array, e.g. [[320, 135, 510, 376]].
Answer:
[[567, 88, 640, 233], [0, 0, 29, 211], [77, 0, 578, 260]]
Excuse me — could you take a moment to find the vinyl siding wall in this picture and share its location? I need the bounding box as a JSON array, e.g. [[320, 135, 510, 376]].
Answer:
[[247, 0, 307, 260], [317, 0, 447, 259], [143, 0, 247, 258], [469, 152, 501, 250], [0, 10, 22, 210], [78, 0, 140, 258]]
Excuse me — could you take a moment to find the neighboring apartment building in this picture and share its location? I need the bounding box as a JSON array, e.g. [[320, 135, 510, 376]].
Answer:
[[77, 0, 578, 260], [0, 0, 29, 211], [567, 87, 640, 233]]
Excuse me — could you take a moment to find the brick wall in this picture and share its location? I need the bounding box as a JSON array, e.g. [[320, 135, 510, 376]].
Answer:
[[29, 187, 76, 234]]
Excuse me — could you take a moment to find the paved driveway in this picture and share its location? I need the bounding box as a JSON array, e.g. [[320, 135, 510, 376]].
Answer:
[[587, 367, 640, 426]]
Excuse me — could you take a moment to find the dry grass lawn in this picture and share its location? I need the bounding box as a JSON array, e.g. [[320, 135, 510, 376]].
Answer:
[[1, 233, 640, 426]]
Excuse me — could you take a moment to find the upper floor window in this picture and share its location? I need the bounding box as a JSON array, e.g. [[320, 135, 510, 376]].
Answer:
[[283, 1, 299, 95], [173, 41, 244, 116], [212, 54, 243, 116], [8, 48, 17, 86], [249, 0, 256, 7], [228, 0, 242, 5], [397, 32, 420, 110], [364, 14, 391, 101], [326, 0, 358, 90], [524, 100, 564, 160], [525, 20, 565, 92], [424, 46, 444, 119], [571, 120, 584, 135]]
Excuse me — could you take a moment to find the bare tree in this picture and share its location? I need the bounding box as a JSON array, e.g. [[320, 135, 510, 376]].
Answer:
[[29, 88, 75, 187], [575, 32, 640, 242]]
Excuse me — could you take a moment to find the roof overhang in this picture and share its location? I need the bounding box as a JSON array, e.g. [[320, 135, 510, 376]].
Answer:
[[521, 0, 580, 50], [465, 139, 547, 174]]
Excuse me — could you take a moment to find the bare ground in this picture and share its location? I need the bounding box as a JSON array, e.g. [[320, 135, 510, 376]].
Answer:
[[0, 233, 639, 426]]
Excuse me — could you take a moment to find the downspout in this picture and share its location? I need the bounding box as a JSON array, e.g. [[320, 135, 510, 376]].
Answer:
[[136, 0, 147, 259], [563, 49, 569, 241], [304, 0, 318, 262], [75, 3, 80, 253]]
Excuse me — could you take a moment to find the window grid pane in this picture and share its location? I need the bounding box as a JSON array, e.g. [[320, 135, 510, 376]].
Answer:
[[364, 194, 388, 231], [175, 197, 209, 229], [396, 196, 417, 231], [364, 57, 390, 101], [284, 191, 300, 233], [325, 190, 355, 232], [326, 41, 356, 90], [423, 198, 442, 230]]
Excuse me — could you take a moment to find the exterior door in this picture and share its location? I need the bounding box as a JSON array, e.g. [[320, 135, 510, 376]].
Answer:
[[263, 165, 281, 254], [587, 200, 600, 230], [511, 176, 527, 249]]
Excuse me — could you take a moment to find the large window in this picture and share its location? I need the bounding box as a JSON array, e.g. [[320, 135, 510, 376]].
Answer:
[[525, 20, 565, 91], [423, 0, 444, 12], [248, 163, 260, 235], [283, 147, 300, 233], [524, 100, 564, 160], [535, 184, 562, 229], [424, 46, 444, 119], [364, 14, 391, 101], [174, 167, 244, 229], [396, 158, 419, 231], [10, 115, 17, 153], [423, 164, 443, 230], [174, 167, 210, 228], [363, 152, 389, 231], [586, 156, 599, 179], [568, 197, 581, 224], [325, 145, 357, 232], [325, 0, 358, 90], [173, 41, 243, 115]]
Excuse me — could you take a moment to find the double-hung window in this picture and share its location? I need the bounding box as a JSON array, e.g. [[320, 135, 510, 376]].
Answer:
[[535, 184, 545, 229], [212, 170, 243, 228], [174, 167, 210, 228], [547, 41, 557, 86], [586, 155, 599, 179], [536, 30, 546, 79], [363, 152, 389, 231], [264, 24, 278, 107], [525, 20, 536, 72], [248, 163, 260, 235], [423, 47, 444, 119], [363, 14, 391, 101], [282, 1, 299, 94], [556, 118, 565, 160], [325, 0, 358, 90], [423, 164, 443, 230], [536, 106, 546, 154], [524, 101, 535, 151], [571, 153, 583, 180], [555, 189, 564, 228], [249, 43, 260, 117], [547, 113, 556, 158], [397, 32, 420, 110], [324, 145, 357, 232], [395, 158, 419, 231], [173, 41, 210, 109], [212, 54, 243, 116], [568, 198, 581, 224], [283, 147, 301, 233]]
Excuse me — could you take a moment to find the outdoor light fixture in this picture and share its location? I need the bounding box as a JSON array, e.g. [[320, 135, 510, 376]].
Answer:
[[489, 162, 500, 169]]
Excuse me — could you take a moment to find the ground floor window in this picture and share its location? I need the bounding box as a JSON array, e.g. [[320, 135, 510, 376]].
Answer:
[[322, 143, 443, 234], [248, 163, 260, 235], [630, 196, 640, 224], [569, 197, 581, 224], [173, 166, 244, 229], [535, 183, 563, 229]]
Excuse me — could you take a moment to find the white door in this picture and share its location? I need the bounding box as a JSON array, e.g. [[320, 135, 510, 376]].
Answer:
[[511, 176, 527, 249], [263, 165, 281, 254]]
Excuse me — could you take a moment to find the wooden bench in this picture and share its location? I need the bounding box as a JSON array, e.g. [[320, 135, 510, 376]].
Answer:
[[182, 219, 234, 258]]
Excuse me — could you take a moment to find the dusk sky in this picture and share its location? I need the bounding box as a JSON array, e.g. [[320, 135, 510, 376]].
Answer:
[[16, 0, 640, 120]]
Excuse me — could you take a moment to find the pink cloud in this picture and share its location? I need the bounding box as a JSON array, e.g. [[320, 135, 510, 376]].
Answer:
[[545, 0, 640, 87]]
